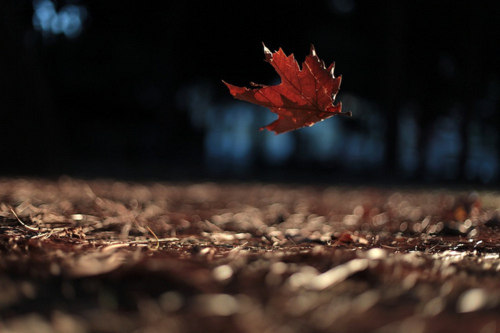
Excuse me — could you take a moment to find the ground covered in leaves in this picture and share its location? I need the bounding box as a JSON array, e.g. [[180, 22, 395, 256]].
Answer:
[[1, 178, 500, 332]]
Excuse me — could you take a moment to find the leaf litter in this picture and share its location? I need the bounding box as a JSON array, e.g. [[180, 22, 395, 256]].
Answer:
[[1, 178, 500, 332]]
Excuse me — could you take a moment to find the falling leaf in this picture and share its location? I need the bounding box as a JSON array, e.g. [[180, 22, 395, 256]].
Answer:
[[223, 44, 347, 134]]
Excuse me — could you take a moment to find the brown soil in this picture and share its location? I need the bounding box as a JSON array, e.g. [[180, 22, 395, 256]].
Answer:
[[1, 178, 500, 332]]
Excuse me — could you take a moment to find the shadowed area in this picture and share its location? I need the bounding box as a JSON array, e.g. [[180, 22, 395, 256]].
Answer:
[[1, 1, 499, 184]]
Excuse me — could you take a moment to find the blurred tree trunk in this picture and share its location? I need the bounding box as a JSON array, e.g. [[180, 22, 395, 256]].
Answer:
[[383, 1, 408, 178], [458, 8, 482, 181], [0, 2, 63, 175]]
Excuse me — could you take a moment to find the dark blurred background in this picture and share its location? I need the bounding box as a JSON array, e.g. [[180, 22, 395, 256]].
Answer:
[[1, 0, 499, 185]]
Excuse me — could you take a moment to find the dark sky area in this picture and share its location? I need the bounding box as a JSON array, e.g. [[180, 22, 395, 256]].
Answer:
[[1, 1, 500, 185]]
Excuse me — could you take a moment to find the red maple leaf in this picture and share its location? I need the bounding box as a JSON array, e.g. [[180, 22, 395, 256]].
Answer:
[[223, 44, 348, 134]]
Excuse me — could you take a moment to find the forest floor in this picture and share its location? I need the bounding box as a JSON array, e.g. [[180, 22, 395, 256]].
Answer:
[[1, 178, 500, 333]]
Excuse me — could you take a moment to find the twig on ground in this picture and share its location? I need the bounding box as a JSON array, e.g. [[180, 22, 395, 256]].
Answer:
[[146, 226, 160, 251], [9, 206, 39, 232], [127, 237, 179, 245]]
